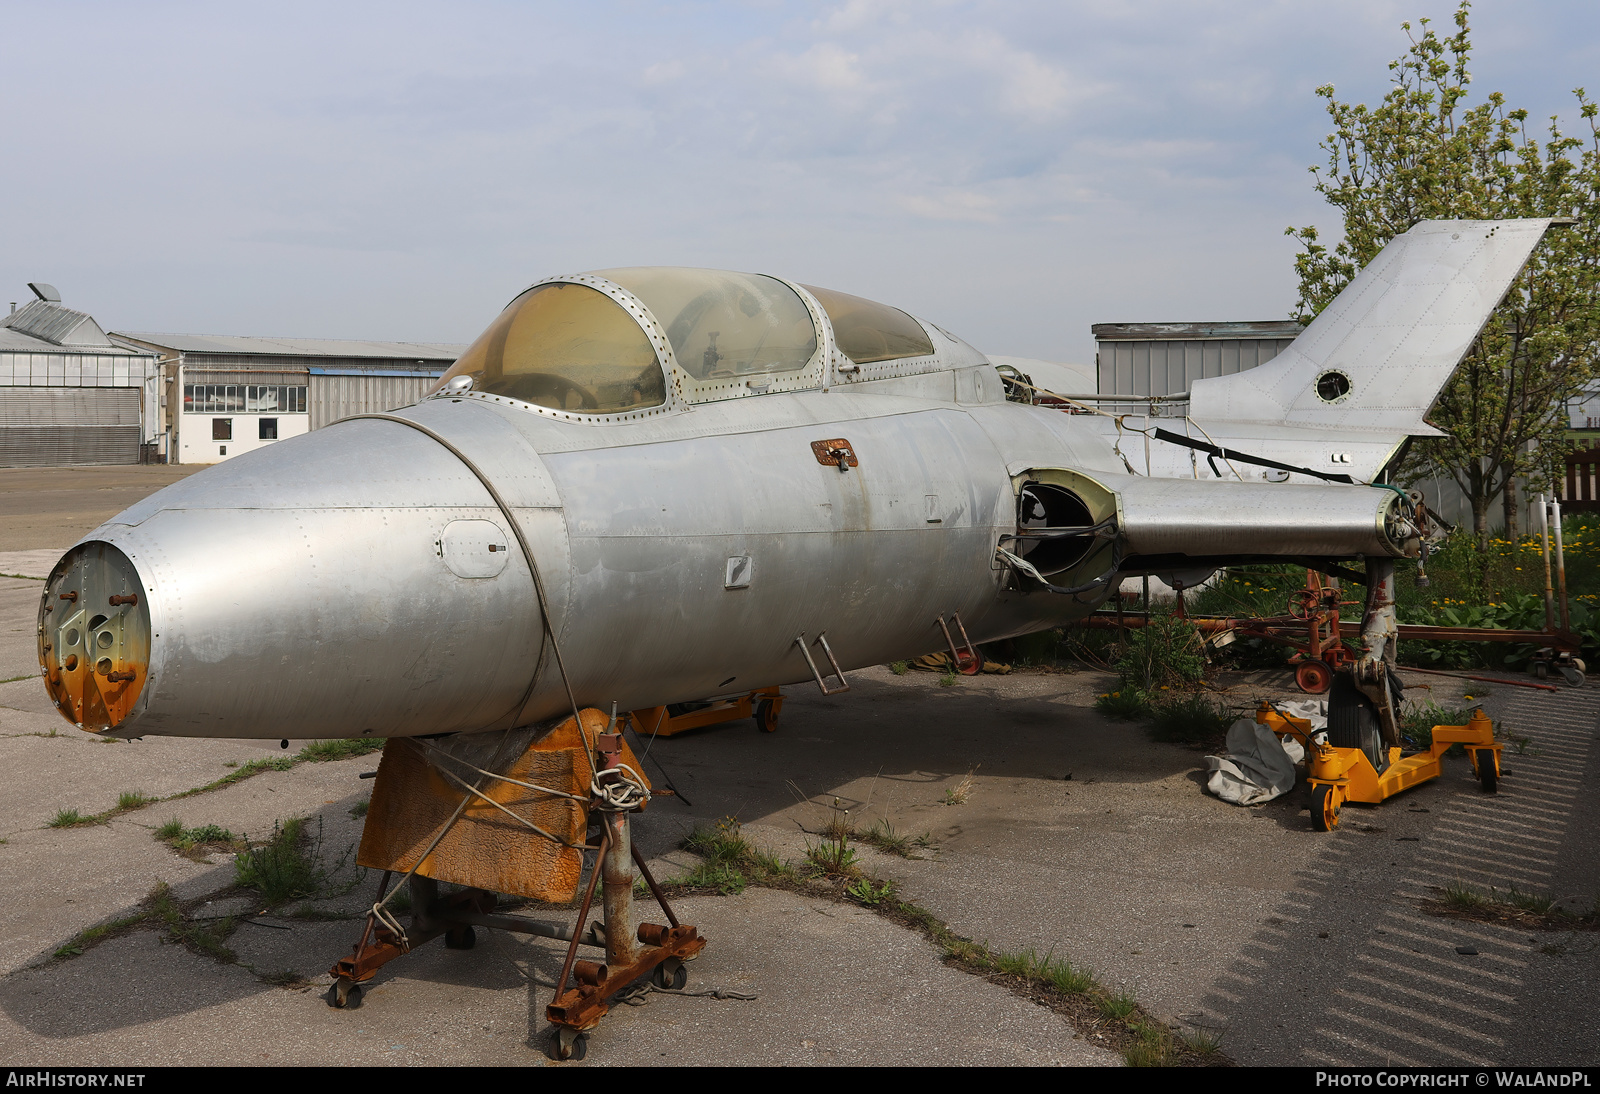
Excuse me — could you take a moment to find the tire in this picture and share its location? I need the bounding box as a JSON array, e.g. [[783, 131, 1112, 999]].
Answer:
[[754, 698, 778, 733], [1327, 673, 1387, 774], [1477, 750, 1498, 794], [652, 958, 687, 990], [1295, 660, 1333, 695], [444, 925, 477, 950], [1312, 784, 1339, 832]]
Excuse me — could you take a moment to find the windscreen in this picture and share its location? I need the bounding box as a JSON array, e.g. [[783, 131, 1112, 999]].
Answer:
[[597, 268, 818, 380], [434, 282, 665, 413], [802, 284, 934, 364]]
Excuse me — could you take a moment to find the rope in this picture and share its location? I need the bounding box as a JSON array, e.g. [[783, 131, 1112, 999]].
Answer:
[[409, 737, 586, 803], [591, 762, 651, 812]]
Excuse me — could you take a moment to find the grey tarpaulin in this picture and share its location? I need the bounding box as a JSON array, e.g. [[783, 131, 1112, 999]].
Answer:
[[1204, 700, 1326, 806]]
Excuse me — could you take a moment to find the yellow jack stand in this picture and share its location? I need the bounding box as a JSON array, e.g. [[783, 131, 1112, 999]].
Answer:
[[630, 687, 783, 738], [1256, 703, 1502, 831]]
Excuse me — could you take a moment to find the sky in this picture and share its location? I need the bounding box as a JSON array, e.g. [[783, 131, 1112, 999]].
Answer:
[[2, 0, 1596, 364]]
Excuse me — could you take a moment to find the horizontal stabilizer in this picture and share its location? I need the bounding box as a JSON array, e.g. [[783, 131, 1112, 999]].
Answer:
[[1188, 219, 1557, 434]]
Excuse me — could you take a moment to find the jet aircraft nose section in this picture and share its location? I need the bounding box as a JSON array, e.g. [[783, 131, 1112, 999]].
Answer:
[[38, 399, 570, 740], [40, 543, 152, 732]]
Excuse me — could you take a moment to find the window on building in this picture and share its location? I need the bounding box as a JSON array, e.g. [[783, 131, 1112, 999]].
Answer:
[[184, 384, 306, 414], [212, 418, 232, 441], [259, 418, 278, 440]]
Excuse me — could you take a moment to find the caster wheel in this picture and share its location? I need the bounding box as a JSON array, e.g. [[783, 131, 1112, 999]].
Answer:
[[754, 698, 779, 733], [1534, 662, 1549, 680], [444, 925, 477, 950], [651, 957, 687, 990], [554, 1028, 587, 1061], [1311, 784, 1340, 832], [329, 976, 359, 1009], [1476, 750, 1498, 794], [956, 650, 981, 676], [1295, 660, 1333, 695]]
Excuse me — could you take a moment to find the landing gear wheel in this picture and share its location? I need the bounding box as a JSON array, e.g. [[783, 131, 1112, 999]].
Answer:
[[651, 957, 687, 990], [1476, 750, 1499, 794], [1328, 673, 1388, 775], [444, 925, 477, 950], [1295, 660, 1334, 695], [554, 1028, 587, 1061], [754, 698, 779, 733], [329, 976, 359, 1009], [1312, 784, 1340, 832]]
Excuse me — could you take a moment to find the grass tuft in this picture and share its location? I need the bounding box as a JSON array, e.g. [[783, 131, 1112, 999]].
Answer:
[[888, 661, 910, 675], [1444, 879, 1489, 911], [48, 808, 85, 828], [1147, 694, 1234, 745], [234, 817, 324, 906], [1098, 990, 1137, 1020], [941, 767, 977, 806], [116, 790, 155, 811], [297, 738, 385, 763], [857, 818, 927, 859], [1094, 689, 1153, 720], [349, 800, 369, 818]]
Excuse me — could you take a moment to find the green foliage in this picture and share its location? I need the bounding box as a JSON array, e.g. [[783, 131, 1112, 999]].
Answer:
[[1094, 689, 1153, 720], [888, 661, 910, 675], [803, 834, 860, 878], [1115, 614, 1205, 692], [234, 817, 324, 906], [674, 816, 794, 893], [1444, 879, 1489, 910], [53, 911, 149, 960], [150, 882, 236, 963], [1148, 694, 1234, 745], [937, 671, 957, 687], [1098, 990, 1137, 1020], [1288, 1, 1600, 539], [349, 800, 369, 818], [1124, 1022, 1178, 1067], [297, 738, 385, 762], [116, 790, 155, 810], [845, 877, 893, 905], [1399, 701, 1474, 750], [47, 808, 85, 828], [1506, 886, 1557, 915], [856, 818, 927, 859]]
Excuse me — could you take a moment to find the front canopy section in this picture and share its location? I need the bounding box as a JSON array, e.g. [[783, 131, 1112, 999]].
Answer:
[[435, 281, 668, 415]]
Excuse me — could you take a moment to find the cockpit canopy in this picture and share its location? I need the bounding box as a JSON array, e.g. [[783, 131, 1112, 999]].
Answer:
[[434, 266, 942, 414]]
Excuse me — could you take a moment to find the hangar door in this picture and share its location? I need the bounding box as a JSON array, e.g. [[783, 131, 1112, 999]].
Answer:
[[0, 388, 142, 467]]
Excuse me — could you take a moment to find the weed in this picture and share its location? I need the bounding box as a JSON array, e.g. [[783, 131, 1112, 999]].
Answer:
[[234, 817, 324, 906], [1148, 694, 1234, 744], [845, 877, 893, 905], [1115, 613, 1206, 691], [821, 798, 852, 843], [47, 808, 85, 828], [1124, 1021, 1177, 1067], [1098, 990, 1137, 1020], [297, 738, 385, 763], [1180, 1027, 1225, 1056], [53, 911, 148, 960], [1443, 879, 1489, 910], [858, 818, 922, 858], [803, 835, 860, 878], [155, 818, 184, 841], [673, 816, 795, 893], [1094, 689, 1152, 721], [349, 800, 369, 818], [253, 968, 309, 988], [222, 761, 239, 769], [938, 671, 957, 687], [150, 882, 236, 963], [888, 661, 910, 675], [941, 768, 978, 806], [117, 790, 155, 811], [1400, 701, 1472, 749], [1505, 886, 1556, 915], [1, 674, 34, 685]]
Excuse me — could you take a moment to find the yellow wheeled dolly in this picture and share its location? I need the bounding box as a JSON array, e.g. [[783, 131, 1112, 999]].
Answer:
[[629, 686, 783, 738], [1255, 703, 1502, 831]]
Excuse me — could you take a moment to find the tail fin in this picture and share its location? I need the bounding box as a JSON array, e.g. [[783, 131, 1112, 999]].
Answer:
[[1188, 219, 1558, 435]]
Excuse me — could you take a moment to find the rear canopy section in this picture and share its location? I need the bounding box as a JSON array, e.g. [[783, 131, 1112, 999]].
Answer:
[[40, 543, 150, 732]]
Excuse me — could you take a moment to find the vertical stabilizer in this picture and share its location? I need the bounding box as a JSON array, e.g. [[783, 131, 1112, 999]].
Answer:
[[1188, 219, 1557, 434]]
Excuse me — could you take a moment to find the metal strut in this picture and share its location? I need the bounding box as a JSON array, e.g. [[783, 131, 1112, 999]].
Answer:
[[795, 632, 851, 694]]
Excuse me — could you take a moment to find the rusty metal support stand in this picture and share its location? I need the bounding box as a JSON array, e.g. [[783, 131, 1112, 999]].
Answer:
[[545, 725, 705, 1060]]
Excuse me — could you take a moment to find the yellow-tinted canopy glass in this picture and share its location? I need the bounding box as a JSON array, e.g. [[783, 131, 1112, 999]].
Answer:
[[436, 282, 665, 412], [802, 284, 934, 364]]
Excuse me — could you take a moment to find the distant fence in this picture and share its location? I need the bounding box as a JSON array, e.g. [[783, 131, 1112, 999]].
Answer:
[[1562, 447, 1600, 513]]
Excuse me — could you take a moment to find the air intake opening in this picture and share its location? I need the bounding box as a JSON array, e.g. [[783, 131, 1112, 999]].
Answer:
[[1016, 482, 1096, 576]]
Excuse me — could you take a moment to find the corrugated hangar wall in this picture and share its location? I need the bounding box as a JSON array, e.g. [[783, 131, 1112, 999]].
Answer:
[[309, 375, 438, 430], [0, 388, 142, 466]]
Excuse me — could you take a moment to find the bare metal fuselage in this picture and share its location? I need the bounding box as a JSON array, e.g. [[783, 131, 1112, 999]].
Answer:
[[38, 369, 1403, 740]]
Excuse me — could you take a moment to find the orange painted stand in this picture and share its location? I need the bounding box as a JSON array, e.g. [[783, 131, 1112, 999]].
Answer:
[[630, 686, 782, 738], [1256, 703, 1502, 831]]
